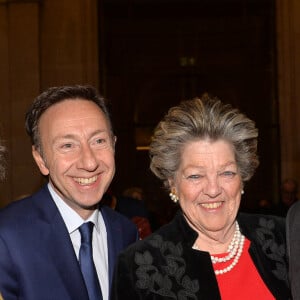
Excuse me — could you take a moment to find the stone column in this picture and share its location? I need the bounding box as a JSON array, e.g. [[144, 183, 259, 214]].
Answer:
[[0, 0, 41, 206], [277, 0, 300, 183], [0, 0, 99, 206], [40, 0, 99, 88]]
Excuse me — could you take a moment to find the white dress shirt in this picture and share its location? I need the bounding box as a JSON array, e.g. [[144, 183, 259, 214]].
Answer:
[[48, 183, 109, 300]]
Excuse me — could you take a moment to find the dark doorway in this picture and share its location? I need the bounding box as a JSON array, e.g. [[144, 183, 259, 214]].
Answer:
[[99, 0, 279, 222]]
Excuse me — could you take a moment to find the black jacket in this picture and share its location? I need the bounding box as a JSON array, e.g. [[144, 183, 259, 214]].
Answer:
[[287, 200, 300, 300], [112, 211, 291, 299]]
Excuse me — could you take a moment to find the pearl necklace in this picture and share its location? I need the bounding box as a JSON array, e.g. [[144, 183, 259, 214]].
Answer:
[[193, 222, 245, 275]]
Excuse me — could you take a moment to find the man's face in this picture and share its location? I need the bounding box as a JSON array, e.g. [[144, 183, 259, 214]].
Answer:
[[32, 99, 116, 219]]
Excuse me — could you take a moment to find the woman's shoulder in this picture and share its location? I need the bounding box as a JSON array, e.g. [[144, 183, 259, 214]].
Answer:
[[238, 212, 286, 240], [120, 213, 187, 255], [238, 211, 285, 225]]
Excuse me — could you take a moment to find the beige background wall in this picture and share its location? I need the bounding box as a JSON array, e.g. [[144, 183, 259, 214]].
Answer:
[[0, 0, 299, 206], [0, 0, 99, 206], [277, 0, 300, 184]]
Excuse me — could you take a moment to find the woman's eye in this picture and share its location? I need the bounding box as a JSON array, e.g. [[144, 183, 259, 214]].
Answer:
[[187, 174, 203, 180], [221, 171, 236, 178]]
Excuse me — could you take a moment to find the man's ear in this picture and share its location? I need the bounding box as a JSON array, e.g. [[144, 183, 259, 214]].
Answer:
[[112, 135, 117, 151], [32, 146, 49, 176]]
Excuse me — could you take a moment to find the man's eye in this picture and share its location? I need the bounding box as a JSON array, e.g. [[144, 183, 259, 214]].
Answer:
[[94, 138, 108, 146], [93, 138, 110, 148], [58, 143, 75, 152], [96, 138, 105, 144], [62, 143, 73, 149]]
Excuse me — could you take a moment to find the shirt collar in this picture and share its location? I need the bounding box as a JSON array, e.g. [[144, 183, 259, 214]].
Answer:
[[47, 183, 100, 234]]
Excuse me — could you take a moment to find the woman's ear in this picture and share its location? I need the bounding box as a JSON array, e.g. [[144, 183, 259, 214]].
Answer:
[[168, 178, 174, 189], [32, 146, 49, 176]]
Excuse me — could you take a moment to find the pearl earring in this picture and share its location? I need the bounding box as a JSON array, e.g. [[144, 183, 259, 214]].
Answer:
[[169, 191, 179, 203], [241, 190, 244, 195]]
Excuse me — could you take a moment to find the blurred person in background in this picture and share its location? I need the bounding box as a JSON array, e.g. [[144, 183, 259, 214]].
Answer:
[[103, 188, 152, 239], [275, 178, 299, 217]]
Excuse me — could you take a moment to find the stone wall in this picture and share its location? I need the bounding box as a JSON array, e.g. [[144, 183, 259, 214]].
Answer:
[[0, 0, 99, 206], [277, 0, 300, 184], [0, 0, 300, 206]]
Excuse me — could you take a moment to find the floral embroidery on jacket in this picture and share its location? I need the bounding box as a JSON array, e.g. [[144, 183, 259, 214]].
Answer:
[[256, 217, 288, 284], [134, 235, 199, 299]]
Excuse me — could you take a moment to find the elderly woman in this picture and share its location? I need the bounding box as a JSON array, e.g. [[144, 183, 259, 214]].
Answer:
[[111, 96, 291, 299]]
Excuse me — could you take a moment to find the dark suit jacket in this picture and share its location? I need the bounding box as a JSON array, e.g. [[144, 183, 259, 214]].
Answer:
[[287, 200, 300, 300], [112, 211, 291, 300], [0, 185, 138, 300]]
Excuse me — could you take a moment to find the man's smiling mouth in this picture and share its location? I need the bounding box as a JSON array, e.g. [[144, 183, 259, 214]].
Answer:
[[74, 176, 98, 185]]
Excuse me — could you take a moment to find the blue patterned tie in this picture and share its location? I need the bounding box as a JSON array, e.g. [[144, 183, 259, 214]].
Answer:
[[79, 222, 103, 300]]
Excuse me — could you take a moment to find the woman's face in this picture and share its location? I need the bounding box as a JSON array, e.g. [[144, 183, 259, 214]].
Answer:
[[170, 139, 243, 236]]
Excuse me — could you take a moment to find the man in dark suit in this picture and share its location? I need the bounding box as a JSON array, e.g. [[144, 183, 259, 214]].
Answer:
[[0, 85, 138, 300], [287, 200, 300, 300]]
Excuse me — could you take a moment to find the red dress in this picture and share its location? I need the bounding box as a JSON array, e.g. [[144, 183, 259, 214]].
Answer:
[[214, 238, 275, 299]]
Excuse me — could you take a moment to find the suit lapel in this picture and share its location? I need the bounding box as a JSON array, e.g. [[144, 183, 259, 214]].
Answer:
[[33, 185, 89, 300], [100, 206, 119, 287]]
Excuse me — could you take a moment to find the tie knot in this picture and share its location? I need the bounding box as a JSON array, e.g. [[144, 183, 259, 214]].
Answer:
[[79, 221, 94, 244]]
